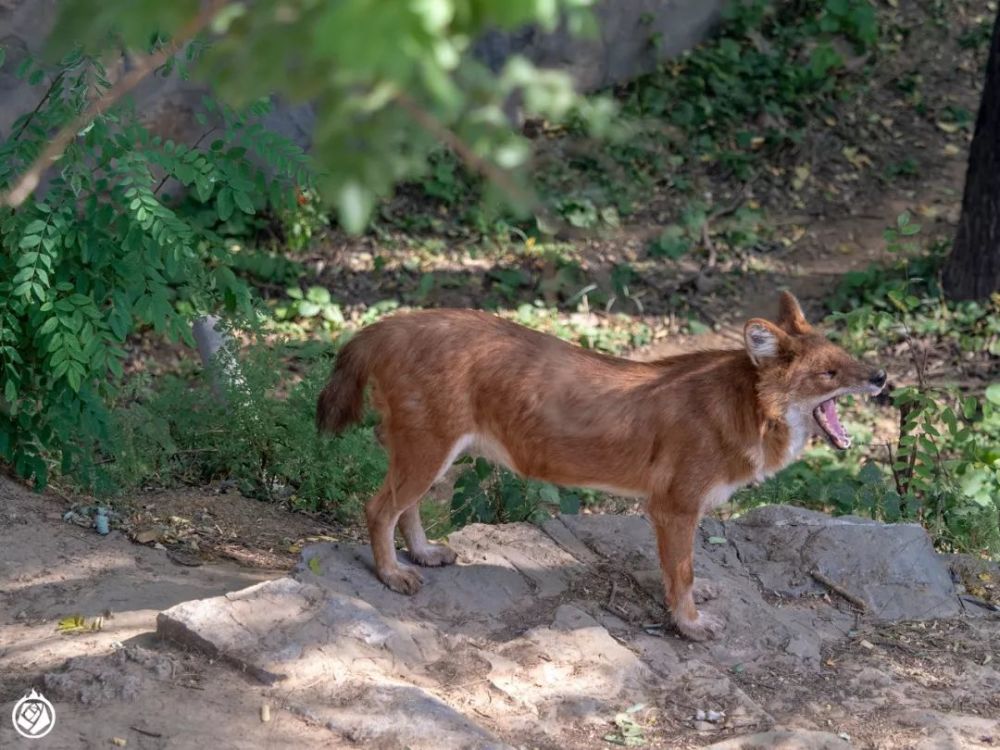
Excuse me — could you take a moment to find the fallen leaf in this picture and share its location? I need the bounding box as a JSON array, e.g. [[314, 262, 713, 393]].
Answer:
[[792, 165, 811, 191], [841, 146, 873, 170], [56, 614, 104, 634], [133, 528, 160, 545]]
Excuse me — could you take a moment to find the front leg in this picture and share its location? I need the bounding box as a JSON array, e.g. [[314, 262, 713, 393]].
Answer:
[[649, 502, 724, 641]]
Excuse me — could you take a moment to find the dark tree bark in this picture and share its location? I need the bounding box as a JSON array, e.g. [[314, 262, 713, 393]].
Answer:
[[943, 8, 1000, 301]]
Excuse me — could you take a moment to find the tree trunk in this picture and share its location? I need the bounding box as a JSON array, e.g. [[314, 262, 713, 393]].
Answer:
[[943, 8, 1000, 301]]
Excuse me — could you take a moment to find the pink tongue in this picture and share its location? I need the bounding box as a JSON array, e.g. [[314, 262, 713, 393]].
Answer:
[[822, 399, 847, 439]]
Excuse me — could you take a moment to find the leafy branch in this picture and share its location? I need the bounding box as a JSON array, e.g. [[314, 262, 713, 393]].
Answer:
[[0, 0, 227, 208]]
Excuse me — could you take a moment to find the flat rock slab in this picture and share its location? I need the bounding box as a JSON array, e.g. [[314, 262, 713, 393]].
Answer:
[[157, 505, 968, 749], [726, 505, 962, 621], [705, 730, 852, 749]]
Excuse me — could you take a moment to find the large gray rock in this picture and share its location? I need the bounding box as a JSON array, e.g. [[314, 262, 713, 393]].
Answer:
[[474, 0, 724, 91], [156, 507, 972, 748], [1, 0, 722, 154], [726, 505, 962, 622]]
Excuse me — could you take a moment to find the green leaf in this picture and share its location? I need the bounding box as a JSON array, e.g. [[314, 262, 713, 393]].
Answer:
[[559, 493, 581, 515], [963, 396, 979, 420], [216, 187, 234, 221], [306, 286, 332, 305], [4, 379, 16, 403], [19, 234, 41, 248], [297, 301, 321, 317], [65, 365, 81, 392], [536, 482, 560, 505], [233, 190, 255, 214], [474, 457, 492, 481], [858, 462, 883, 485], [337, 181, 374, 234], [986, 384, 1000, 406]]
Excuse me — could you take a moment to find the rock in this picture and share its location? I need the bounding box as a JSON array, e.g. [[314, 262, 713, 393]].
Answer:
[[728, 505, 961, 622], [1, 0, 723, 167], [154, 506, 971, 748], [474, 0, 725, 92], [705, 730, 853, 749]]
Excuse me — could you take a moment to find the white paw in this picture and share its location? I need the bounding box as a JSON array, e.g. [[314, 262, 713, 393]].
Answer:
[[379, 565, 424, 595], [675, 611, 725, 641], [408, 543, 458, 568]]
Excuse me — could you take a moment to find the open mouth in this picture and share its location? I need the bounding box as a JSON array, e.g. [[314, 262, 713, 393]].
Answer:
[[814, 398, 851, 450]]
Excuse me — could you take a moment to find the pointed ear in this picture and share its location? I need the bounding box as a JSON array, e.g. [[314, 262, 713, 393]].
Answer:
[[744, 319, 787, 366], [776, 291, 812, 335]]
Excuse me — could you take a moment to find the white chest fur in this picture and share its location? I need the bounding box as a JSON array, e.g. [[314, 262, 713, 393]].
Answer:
[[783, 406, 813, 466]]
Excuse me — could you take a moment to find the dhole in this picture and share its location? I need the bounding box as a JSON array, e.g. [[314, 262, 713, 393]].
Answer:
[[316, 292, 885, 641]]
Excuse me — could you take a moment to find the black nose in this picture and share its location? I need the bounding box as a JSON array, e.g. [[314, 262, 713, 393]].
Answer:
[[869, 369, 887, 388]]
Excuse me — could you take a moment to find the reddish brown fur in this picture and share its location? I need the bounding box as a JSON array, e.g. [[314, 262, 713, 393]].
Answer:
[[316, 292, 883, 640]]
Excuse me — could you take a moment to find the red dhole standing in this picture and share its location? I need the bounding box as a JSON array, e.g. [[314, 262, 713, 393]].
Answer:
[[316, 292, 886, 641]]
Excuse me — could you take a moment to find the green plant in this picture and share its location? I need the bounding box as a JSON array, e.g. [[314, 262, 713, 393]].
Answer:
[[0, 46, 309, 489], [624, 0, 878, 157], [228, 247, 305, 286], [511, 302, 652, 353], [449, 457, 582, 527], [274, 286, 346, 331], [107, 338, 386, 519]]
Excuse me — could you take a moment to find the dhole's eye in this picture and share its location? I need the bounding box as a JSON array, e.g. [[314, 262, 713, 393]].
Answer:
[[820, 370, 837, 379]]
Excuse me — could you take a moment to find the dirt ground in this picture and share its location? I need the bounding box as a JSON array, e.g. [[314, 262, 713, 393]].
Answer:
[[3, 2, 999, 747], [2, 478, 998, 750]]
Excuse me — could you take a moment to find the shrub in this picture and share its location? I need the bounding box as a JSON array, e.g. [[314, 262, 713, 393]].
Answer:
[[0, 46, 310, 490]]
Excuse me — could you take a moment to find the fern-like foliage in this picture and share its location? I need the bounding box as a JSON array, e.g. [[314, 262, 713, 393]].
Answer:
[[0, 45, 311, 489]]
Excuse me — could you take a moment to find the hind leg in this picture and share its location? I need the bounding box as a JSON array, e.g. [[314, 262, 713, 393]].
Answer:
[[399, 505, 458, 567], [366, 480, 424, 594], [366, 433, 454, 594]]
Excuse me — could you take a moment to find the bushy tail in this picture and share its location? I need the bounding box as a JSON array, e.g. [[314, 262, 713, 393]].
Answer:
[[316, 333, 376, 434]]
